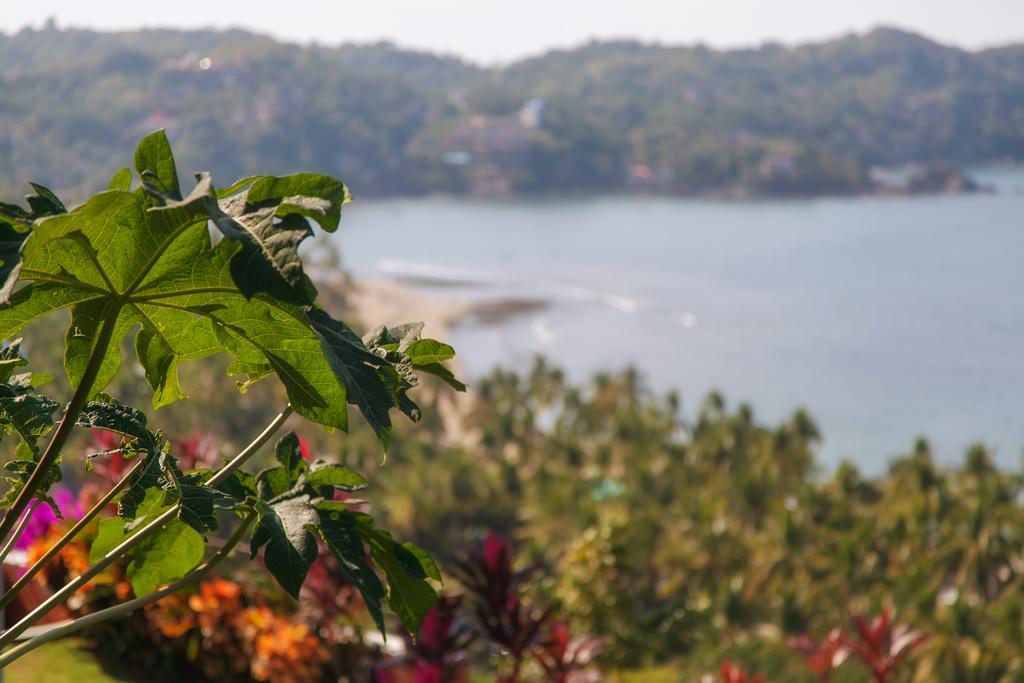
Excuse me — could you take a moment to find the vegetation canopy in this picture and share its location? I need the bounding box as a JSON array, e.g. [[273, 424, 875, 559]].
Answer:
[[0, 130, 463, 667]]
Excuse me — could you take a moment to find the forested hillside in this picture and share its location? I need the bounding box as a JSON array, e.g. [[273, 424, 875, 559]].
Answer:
[[1, 24, 1022, 199]]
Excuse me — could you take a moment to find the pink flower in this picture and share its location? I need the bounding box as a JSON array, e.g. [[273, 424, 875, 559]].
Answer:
[[14, 487, 82, 551]]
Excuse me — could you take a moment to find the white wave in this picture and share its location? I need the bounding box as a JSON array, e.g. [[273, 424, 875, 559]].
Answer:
[[530, 316, 557, 346], [541, 282, 641, 314], [376, 259, 643, 315], [375, 258, 499, 284]]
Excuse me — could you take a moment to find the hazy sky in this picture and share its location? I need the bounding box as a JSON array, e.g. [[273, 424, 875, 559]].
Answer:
[[4, 1, 1023, 63]]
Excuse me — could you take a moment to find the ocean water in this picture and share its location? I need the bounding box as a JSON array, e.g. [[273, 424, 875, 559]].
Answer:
[[334, 169, 1024, 471]]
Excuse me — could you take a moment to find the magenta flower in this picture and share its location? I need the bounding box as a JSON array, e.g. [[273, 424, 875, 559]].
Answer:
[[13, 487, 83, 551]]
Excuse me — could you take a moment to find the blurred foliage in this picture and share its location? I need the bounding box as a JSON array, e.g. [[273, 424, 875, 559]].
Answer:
[[9, 239, 1024, 678], [2, 26, 1023, 200], [348, 359, 1024, 681]]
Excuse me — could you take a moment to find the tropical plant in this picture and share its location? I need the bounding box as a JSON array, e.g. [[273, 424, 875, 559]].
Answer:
[[0, 130, 462, 668], [716, 660, 766, 683], [845, 610, 927, 683], [787, 628, 848, 682]]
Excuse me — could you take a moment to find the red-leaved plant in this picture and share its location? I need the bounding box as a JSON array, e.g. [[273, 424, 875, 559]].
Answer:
[[787, 628, 848, 682], [846, 610, 927, 683], [716, 659, 766, 683], [533, 620, 607, 683], [454, 533, 552, 682]]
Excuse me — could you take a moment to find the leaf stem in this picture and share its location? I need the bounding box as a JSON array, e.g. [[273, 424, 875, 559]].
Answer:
[[0, 406, 292, 648], [0, 458, 145, 614], [0, 500, 41, 566], [0, 304, 121, 550], [0, 513, 256, 668]]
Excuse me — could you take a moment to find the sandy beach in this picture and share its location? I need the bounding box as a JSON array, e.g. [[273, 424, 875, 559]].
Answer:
[[348, 277, 471, 341]]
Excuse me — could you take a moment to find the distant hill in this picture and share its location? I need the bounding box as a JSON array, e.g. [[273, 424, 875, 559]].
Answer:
[[0, 25, 1021, 199]]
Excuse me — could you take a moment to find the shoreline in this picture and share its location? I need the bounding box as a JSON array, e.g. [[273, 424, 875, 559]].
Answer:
[[349, 276, 547, 340]]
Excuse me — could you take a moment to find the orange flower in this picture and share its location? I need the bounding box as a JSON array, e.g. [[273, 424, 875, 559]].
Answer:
[[239, 606, 330, 683]]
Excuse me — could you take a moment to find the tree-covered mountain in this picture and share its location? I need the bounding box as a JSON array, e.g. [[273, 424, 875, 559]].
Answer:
[[1, 24, 1021, 199]]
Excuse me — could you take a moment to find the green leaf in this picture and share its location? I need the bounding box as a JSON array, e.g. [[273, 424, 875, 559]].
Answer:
[[90, 517, 129, 564], [0, 183, 69, 303], [205, 173, 347, 304], [250, 495, 319, 599], [210, 189, 319, 305], [0, 392, 60, 451], [0, 284, 104, 339], [0, 222, 27, 304], [404, 339, 456, 366], [0, 339, 28, 384], [361, 322, 467, 412], [125, 519, 205, 597], [357, 519, 438, 633], [89, 487, 170, 562], [306, 461, 367, 491], [417, 362, 468, 392], [25, 183, 66, 217], [309, 309, 395, 445], [135, 130, 181, 200], [0, 458, 62, 511], [107, 167, 132, 192], [402, 542, 442, 582], [215, 470, 257, 502], [226, 210, 317, 305], [117, 453, 171, 522], [256, 466, 296, 501], [244, 173, 350, 232], [274, 432, 306, 481], [173, 477, 226, 536], [64, 299, 136, 396], [76, 398, 158, 453], [316, 510, 387, 634], [0, 203, 29, 225], [0, 135, 453, 438]]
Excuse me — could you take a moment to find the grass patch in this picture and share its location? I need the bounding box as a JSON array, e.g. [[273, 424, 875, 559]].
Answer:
[[6, 637, 178, 682]]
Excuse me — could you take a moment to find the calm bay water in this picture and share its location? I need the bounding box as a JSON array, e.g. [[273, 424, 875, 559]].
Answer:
[[335, 169, 1024, 470]]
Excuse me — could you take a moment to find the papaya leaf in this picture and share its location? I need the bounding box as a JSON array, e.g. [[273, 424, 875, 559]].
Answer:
[[309, 309, 395, 445], [356, 517, 438, 633], [416, 362, 468, 392], [107, 167, 132, 192], [0, 133, 455, 442], [0, 222, 27, 305], [306, 461, 367, 491], [25, 183, 66, 217], [214, 470, 258, 502], [134, 130, 181, 201], [117, 453, 172, 522], [274, 432, 307, 481], [0, 339, 28, 384], [0, 458, 62, 512], [90, 517, 130, 564], [125, 519, 205, 597], [403, 339, 456, 366], [256, 466, 296, 502], [170, 475, 227, 536], [90, 487, 171, 562], [88, 488, 205, 597], [208, 173, 348, 305], [0, 182, 68, 303], [250, 495, 319, 599], [316, 509, 387, 634], [0, 392, 60, 452], [76, 398, 159, 453]]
